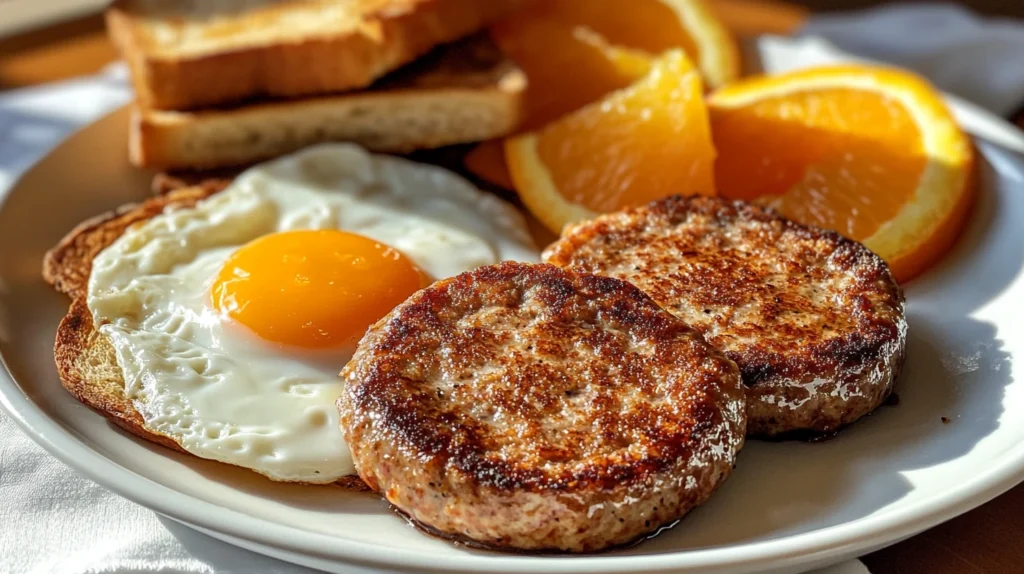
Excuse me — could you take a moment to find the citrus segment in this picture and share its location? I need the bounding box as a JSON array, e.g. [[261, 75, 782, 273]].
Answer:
[[544, 0, 739, 89], [709, 65, 974, 281], [464, 140, 515, 190], [491, 7, 654, 130], [507, 51, 716, 235], [480, 0, 735, 192]]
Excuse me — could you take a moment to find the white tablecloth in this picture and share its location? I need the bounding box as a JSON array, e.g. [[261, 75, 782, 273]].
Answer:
[[3, 4, 1023, 573]]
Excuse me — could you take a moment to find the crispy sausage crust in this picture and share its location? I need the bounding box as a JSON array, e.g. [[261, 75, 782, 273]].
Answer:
[[544, 196, 907, 438], [339, 262, 746, 552]]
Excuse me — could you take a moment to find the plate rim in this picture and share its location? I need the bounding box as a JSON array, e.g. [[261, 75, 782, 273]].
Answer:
[[3, 58, 1024, 574], [4, 370, 1024, 574]]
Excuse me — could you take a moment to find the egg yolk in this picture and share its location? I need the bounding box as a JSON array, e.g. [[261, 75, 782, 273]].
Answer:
[[212, 230, 424, 348]]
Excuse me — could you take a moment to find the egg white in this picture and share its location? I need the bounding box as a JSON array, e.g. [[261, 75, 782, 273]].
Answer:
[[86, 143, 538, 482]]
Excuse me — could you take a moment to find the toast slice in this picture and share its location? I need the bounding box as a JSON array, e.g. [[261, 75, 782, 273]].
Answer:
[[44, 185, 367, 490], [107, 0, 528, 110], [130, 34, 526, 170]]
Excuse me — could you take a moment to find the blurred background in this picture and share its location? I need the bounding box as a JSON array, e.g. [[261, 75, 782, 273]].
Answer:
[[2, 0, 1021, 39], [3, 1, 1021, 88], [800, 0, 1020, 15]]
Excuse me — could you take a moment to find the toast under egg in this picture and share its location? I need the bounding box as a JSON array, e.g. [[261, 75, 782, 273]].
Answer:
[[44, 185, 370, 489]]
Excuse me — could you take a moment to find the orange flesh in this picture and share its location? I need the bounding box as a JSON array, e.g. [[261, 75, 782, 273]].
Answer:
[[546, 0, 702, 62], [535, 52, 715, 213], [465, 140, 515, 190], [211, 230, 423, 349], [712, 88, 927, 241], [888, 166, 975, 281], [491, 6, 653, 130]]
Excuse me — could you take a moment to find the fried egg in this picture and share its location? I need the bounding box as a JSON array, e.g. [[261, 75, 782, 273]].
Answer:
[[86, 144, 537, 483]]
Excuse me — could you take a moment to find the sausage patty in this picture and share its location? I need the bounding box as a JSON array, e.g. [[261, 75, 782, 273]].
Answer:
[[543, 196, 907, 438], [338, 262, 745, 552]]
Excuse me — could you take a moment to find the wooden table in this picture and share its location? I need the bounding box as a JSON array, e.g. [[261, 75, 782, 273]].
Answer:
[[1, 3, 1022, 573]]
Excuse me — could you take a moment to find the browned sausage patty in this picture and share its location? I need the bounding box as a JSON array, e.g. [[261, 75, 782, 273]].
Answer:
[[338, 262, 745, 552], [543, 196, 907, 438]]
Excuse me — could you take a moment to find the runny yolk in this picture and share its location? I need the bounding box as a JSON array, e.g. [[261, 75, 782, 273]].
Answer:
[[211, 230, 425, 348]]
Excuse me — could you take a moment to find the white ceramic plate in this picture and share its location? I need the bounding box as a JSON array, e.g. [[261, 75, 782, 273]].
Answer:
[[2, 37, 1024, 574]]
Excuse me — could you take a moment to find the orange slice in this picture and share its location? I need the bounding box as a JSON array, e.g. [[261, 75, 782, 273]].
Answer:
[[709, 65, 975, 282], [464, 139, 515, 191], [491, 7, 654, 131], [506, 50, 716, 235], [543, 0, 740, 89], [474, 11, 654, 190], [475, 0, 735, 190]]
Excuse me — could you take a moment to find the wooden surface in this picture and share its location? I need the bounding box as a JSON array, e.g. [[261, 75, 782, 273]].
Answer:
[[1, 3, 1022, 573], [0, 14, 115, 90]]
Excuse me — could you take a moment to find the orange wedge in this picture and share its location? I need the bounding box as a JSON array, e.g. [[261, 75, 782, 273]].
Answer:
[[709, 65, 974, 282], [474, 10, 654, 190], [471, 0, 737, 190], [491, 7, 654, 131], [506, 50, 716, 234], [464, 140, 515, 190], [543, 0, 740, 90]]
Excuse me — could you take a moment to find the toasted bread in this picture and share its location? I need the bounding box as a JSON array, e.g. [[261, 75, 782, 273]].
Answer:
[[130, 35, 526, 170], [43, 185, 367, 490], [150, 171, 235, 196], [107, 0, 528, 110]]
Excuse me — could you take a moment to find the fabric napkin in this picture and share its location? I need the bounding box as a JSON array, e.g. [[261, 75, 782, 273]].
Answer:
[[3, 3, 1023, 572]]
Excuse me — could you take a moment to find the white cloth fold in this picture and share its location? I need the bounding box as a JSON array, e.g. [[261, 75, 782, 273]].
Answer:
[[5, 4, 1024, 571]]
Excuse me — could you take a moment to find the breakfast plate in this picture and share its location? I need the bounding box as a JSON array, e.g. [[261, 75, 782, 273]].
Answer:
[[2, 36, 1024, 574]]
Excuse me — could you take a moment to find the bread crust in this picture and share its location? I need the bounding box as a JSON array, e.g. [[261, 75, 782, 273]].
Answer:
[[339, 261, 745, 551], [44, 184, 367, 490], [43, 187, 215, 299], [108, 0, 528, 110], [131, 87, 523, 170], [150, 172, 234, 197], [56, 298, 190, 454]]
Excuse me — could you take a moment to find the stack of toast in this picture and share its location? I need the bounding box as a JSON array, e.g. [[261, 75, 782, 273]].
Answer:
[[108, 0, 528, 170]]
